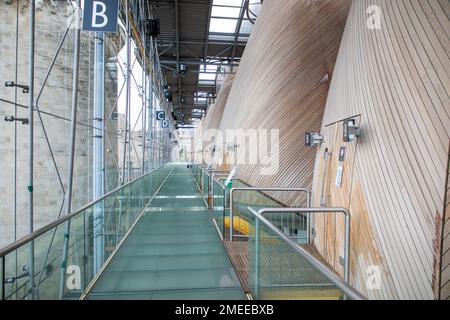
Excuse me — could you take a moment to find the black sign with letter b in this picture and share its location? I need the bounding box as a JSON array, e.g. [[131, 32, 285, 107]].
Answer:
[[82, 0, 119, 33]]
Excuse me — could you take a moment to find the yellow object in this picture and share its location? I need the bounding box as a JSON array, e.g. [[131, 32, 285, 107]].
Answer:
[[260, 288, 343, 300], [224, 216, 252, 236]]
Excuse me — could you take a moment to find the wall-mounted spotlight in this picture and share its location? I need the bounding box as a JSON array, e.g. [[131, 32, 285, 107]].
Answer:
[[305, 132, 323, 147], [5, 115, 29, 125], [179, 63, 187, 75], [146, 19, 160, 38], [343, 119, 361, 142], [5, 81, 29, 94], [319, 73, 330, 85], [227, 143, 239, 151], [163, 84, 169, 96]]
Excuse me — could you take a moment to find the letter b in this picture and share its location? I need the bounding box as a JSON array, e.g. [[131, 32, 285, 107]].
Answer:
[[92, 1, 108, 28]]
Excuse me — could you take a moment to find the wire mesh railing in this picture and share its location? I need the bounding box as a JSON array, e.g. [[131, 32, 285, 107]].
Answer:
[[247, 207, 364, 300], [190, 163, 364, 299]]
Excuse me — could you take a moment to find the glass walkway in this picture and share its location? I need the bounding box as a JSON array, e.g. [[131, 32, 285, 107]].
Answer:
[[87, 165, 246, 300], [0, 164, 364, 300]]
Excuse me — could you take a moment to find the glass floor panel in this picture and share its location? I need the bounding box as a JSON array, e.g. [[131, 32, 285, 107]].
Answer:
[[90, 267, 241, 293], [88, 287, 246, 300], [88, 165, 245, 300], [106, 254, 234, 272]]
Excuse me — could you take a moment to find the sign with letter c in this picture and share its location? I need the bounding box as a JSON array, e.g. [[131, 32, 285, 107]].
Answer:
[[156, 111, 166, 121]]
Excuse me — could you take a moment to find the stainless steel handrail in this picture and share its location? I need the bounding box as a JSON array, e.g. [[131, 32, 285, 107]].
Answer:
[[201, 168, 229, 205], [229, 187, 310, 241], [211, 174, 230, 210], [251, 207, 351, 283], [0, 165, 167, 257], [247, 207, 364, 300]]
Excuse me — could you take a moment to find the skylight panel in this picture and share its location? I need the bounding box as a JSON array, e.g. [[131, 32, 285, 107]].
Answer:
[[205, 64, 218, 72], [208, 34, 235, 41], [239, 19, 253, 35], [199, 79, 215, 85], [211, 6, 241, 18], [199, 72, 217, 81], [194, 99, 207, 104], [196, 91, 208, 97], [213, 0, 243, 7], [209, 18, 238, 33]]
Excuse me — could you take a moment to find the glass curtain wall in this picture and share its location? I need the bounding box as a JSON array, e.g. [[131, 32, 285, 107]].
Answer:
[[0, 0, 173, 255]]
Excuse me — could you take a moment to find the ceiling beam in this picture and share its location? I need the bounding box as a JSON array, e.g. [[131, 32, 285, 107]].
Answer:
[[203, 0, 214, 71], [175, 0, 182, 116], [198, 0, 213, 107], [158, 40, 247, 46], [231, 2, 247, 72], [160, 60, 240, 66]]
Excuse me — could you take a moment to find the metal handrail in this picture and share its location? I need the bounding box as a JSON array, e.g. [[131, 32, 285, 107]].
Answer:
[[252, 207, 351, 283], [247, 207, 364, 300], [229, 187, 310, 241], [211, 173, 230, 210], [0, 165, 166, 258], [201, 168, 229, 203]]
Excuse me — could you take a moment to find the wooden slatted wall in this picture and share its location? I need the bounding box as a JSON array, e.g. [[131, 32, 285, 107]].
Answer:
[[196, 74, 236, 165], [440, 147, 450, 300], [203, 74, 235, 132], [217, 0, 351, 204], [311, 0, 450, 300]]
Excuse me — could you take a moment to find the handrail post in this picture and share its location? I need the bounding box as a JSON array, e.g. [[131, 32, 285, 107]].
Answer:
[[210, 173, 213, 211], [211, 174, 229, 216], [211, 176, 231, 238], [254, 217, 260, 300], [2, 256, 5, 300], [207, 170, 229, 211], [230, 188, 235, 241], [222, 186, 227, 237], [306, 192, 310, 244], [344, 212, 350, 283]]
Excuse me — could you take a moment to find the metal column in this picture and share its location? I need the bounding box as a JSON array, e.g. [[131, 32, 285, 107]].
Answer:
[[126, 18, 132, 182], [147, 43, 154, 170], [141, 2, 147, 175], [27, 0, 36, 300], [121, 0, 131, 184], [254, 217, 260, 300], [93, 32, 105, 273], [59, 0, 82, 299], [141, 56, 147, 174]]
